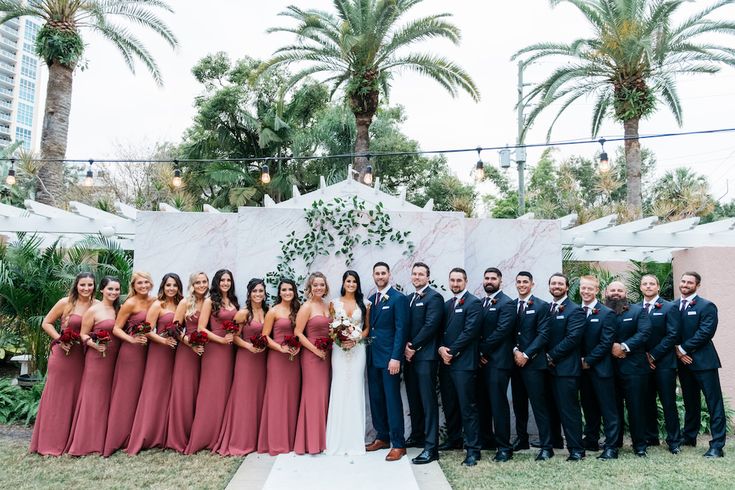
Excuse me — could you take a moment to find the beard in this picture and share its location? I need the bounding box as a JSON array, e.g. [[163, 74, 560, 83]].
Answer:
[[483, 284, 499, 294], [605, 297, 629, 315]]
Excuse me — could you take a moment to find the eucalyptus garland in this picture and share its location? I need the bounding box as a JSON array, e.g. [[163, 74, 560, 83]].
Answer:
[[266, 196, 415, 290]]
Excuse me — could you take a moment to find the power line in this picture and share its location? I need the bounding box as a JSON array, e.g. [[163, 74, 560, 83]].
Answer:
[[2, 126, 734, 165]]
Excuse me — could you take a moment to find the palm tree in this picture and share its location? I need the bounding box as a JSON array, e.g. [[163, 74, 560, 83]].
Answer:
[[513, 0, 735, 218], [0, 0, 178, 205], [649, 167, 715, 221], [260, 0, 480, 176]]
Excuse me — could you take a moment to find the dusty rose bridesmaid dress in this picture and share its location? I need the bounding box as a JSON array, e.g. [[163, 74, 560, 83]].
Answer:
[[126, 311, 176, 454], [214, 319, 267, 455], [66, 318, 120, 456], [257, 317, 301, 455], [165, 313, 202, 452], [30, 314, 85, 456], [103, 309, 150, 456], [185, 308, 236, 454], [294, 315, 331, 454]]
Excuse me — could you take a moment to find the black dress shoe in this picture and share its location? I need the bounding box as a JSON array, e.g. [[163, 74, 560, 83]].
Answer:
[[703, 447, 724, 458], [411, 450, 439, 464], [635, 449, 647, 457], [535, 449, 554, 461], [647, 439, 661, 446], [683, 438, 697, 447], [566, 451, 585, 461], [669, 445, 681, 455], [512, 438, 530, 451], [438, 440, 463, 451], [597, 448, 618, 460], [461, 452, 480, 466], [405, 437, 425, 448], [493, 450, 513, 462]]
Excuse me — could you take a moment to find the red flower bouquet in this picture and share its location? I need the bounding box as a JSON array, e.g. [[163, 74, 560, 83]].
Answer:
[[163, 321, 183, 340], [130, 321, 153, 337], [248, 333, 268, 350], [189, 330, 209, 355], [282, 335, 301, 361], [90, 330, 112, 357], [222, 320, 239, 335], [314, 337, 333, 357], [57, 327, 81, 356]]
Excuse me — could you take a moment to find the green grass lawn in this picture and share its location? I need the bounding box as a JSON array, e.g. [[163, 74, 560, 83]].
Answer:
[[0, 426, 243, 489], [439, 438, 735, 489]]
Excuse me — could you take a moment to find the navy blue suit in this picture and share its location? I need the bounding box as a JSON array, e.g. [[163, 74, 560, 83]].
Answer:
[[676, 295, 726, 450], [612, 304, 651, 452], [405, 286, 444, 451], [510, 295, 553, 450], [438, 291, 482, 453], [579, 303, 620, 449], [367, 286, 409, 447], [642, 299, 682, 448], [478, 291, 516, 452], [546, 298, 586, 453]]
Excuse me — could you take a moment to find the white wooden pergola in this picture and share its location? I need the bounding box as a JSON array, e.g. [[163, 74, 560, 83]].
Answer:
[[1, 175, 734, 259]]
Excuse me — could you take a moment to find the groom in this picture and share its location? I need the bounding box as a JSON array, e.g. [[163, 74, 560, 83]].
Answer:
[[366, 261, 409, 461]]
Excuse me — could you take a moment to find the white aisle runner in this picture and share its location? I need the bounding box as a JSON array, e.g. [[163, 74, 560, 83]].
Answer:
[[263, 450, 420, 490]]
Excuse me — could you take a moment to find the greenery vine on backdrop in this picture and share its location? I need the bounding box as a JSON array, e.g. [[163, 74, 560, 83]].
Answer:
[[266, 196, 414, 290]]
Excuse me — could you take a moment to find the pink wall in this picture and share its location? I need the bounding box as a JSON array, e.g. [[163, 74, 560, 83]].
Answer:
[[673, 247, 735, 402]]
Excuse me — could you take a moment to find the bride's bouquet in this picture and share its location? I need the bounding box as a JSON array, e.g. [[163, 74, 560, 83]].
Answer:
[[329, 314, 364, 351]]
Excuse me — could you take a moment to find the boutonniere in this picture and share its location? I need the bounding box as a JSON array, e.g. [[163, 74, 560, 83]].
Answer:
[[654, 302, 662, 309], [457, 298, 465, 306], [591, 308, 600, 315], [689, 299, 697, 307], [491, 298, 498, 305], [382, 294, 390, 303], [557, 304, 565, 313], [527, 298, 534, 306], [622, 305, 630, 311]]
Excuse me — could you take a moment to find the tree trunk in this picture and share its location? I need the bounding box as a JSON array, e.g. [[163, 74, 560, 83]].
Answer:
[[353, 113, 373, 178], [36, 62, 74, 205], [623, 117, 642, 219]]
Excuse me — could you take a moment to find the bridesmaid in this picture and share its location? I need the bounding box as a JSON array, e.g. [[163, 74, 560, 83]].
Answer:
[[103, 272, 155, 457], [185, 269, 239, 454], [30, 272, 97, 456], [66, 276, 122, 456], [166, 272, 208, 452], [126, 273, 183, 454], [215, 278, 269, 455], [294, 272, 332, 455], [257, 278, 302, 455]]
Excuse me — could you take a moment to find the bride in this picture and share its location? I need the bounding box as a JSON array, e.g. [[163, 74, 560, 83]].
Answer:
[[325, 270, 371, 456]]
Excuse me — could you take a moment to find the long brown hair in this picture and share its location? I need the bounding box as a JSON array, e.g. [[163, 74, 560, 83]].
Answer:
[[157, 273, 183, 306], [275, 278, 300, 324], [62, 272, 96, 319]]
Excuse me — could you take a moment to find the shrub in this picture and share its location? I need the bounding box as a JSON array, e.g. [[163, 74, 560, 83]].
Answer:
[[0, 377, 44, 426]]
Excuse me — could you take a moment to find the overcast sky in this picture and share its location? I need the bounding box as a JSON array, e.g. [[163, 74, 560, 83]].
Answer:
[[64, 1, 735, 206]]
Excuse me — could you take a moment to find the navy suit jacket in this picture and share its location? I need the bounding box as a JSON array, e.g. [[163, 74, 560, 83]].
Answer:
[[547, 298, 586, 377], [678, 295, 721, 371], [613, 303, 651, 376], [479, 291, 516, 370], [643, 299, 679, 370], [514, 295, 550, 370], [440, 291, 482, 371], [407, 286, 444, 362], [368, 286, 409, 368], [580, 303, 616, 378]]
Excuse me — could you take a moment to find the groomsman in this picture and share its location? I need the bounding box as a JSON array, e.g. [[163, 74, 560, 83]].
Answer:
[[438, 268, 483, 466], [404, 262, 444, 465], [545, 273, 586, 461], [675, 272, 727, 458], [365, 262, 409, 461], [640, 274, 682, 453], [478, 267, 516, 462], [605, 281, 651, 457], [578, 275, 620, 460], [511, 271, 554, 461]]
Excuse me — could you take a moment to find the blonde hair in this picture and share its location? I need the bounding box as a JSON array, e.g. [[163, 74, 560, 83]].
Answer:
[[579, 275, 599, 287], [305, 272, 329, 298], [185, 272, 209, 318], [129, 271, 153, 297]]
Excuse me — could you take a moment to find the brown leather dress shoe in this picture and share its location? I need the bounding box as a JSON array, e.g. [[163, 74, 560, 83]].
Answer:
[[365, 439, 390, 452], [385, 448, 407, 461]]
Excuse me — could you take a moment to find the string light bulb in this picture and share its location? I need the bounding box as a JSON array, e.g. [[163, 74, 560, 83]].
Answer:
[[5, 158, 15, 186], [172, 160, 182, 188], [598, 138, 610, 172], [474, 147, 485, 182], [260, 164, 271, 184], [83, 159, 94, 187], [364, 165, 373, 185]]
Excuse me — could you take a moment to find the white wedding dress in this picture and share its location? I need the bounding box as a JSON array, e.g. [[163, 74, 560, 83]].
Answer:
[[325, 299, 367, 456]]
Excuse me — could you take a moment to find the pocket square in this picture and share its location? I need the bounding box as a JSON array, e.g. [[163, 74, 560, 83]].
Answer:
[[416, 303, 424, 307], [556, 315, 564, 319], [590, 318, 599, 323], [653, 312, 663, 316], [489, 307, 497, 311], [687, 311, 697, 316], [526, 310, 535, 315], [455, 308, 463, 313], [382, 306, 390, 310], [623, 318, 633, 322]]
